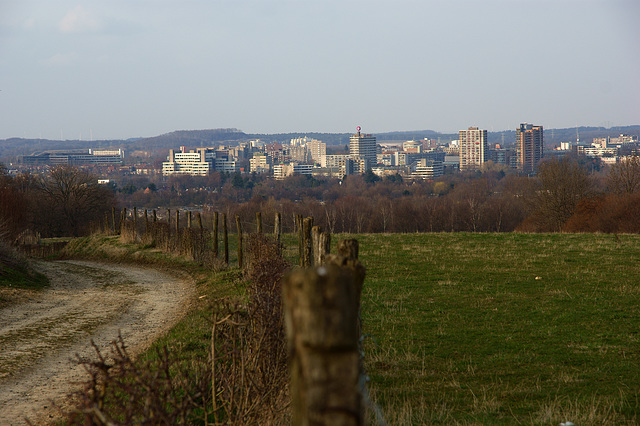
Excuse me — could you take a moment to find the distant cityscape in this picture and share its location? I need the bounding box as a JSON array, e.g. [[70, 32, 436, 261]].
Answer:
[[12, 124, 640, 182]]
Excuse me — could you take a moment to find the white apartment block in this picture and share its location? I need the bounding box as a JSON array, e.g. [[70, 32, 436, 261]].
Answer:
[[90, 148, 125, 157], [214, 158, 239, 173], [87, 149, 125, 165], [321, 154, 353, 175], [403, 140, 422, 153], [459, 127, 488, 171], [250, 153, 272, 174], [613, 134, 639, 144], [312, 167, 344, 178], [294, 164, 313, 176], [578, 146, 618, 158], [322, 154, 348, 168], [273, 164, 291, 180], [307, 140, 326, 163], [413, 159, 444, 180], [162, 147, 215, 176], [273, 163, 314, 180]]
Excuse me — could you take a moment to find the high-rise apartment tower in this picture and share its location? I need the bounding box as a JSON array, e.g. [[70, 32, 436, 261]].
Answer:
[[459, 127, 488, 171], [349, 127, 377, 171], [516, 123, 544, 174]]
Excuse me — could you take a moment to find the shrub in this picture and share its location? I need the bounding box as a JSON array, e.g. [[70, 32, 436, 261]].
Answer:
[[67, 337, 210, 425]]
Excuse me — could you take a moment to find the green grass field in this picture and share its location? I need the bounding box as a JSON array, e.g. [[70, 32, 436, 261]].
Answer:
[[343, 233, 640, 424], [57, 232, 640, 424]]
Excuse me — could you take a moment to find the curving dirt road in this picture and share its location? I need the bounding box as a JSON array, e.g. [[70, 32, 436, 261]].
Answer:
[[0, 260, 195, 425]]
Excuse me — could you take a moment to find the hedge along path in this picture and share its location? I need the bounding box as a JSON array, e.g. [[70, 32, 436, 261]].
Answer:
[[0, 260, 195, 425]]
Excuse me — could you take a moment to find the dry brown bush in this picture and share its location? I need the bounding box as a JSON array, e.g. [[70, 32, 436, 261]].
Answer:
[[210, 233, 290, 423], [67, 336, 211, 425]]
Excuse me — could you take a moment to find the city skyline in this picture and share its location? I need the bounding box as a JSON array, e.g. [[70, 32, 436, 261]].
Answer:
[[1, 0, 639, 141]]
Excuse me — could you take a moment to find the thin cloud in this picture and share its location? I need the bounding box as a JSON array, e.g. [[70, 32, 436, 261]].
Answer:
[[58, 5, 102, 34], [42, 52, 78, 66]]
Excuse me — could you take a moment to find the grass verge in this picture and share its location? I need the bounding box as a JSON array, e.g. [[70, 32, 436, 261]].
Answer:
[[0, 242, 49, 307]]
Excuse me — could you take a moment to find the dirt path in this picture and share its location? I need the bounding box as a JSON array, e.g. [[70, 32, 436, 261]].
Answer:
[[0, 260, 195, 425]]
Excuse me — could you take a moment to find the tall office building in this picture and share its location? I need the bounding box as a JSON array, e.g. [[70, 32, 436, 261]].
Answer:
[[516, 123, 544, 174], [349, 127, 377, 171], [459, 127, 488, 171]]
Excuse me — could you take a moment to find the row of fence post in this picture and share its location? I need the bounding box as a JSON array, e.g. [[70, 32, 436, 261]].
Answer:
[[107, 208, 329, 268], [103, 206, 367, 424]]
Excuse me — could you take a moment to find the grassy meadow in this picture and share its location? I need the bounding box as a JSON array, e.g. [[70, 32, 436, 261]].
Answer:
[[52, 232, 640, 424], [337, 233, 640, 424]]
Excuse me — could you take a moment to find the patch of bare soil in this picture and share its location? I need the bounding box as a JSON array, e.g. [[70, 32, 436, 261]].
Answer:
[[0, 260, 195, 425]]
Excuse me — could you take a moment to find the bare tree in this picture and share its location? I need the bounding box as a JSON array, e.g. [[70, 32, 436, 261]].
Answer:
[[324, 205, 337, 234], [377, 196, 394, 232], [533, 157, 596, 231], [607, 156, 640, 195], [32, 166, 116, 236], [0, 165, 28, 239]]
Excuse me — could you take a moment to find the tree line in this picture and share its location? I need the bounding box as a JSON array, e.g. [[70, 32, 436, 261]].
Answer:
[[115, 155, 640, 235], [0, 165, 116, 239], [2, 155, 640, 239]]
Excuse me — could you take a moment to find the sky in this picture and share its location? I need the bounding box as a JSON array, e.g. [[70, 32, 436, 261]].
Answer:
[[0, 0, 639, 140]]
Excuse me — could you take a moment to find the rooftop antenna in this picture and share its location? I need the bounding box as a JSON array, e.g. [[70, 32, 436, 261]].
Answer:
[[576, 125, 580, 144]]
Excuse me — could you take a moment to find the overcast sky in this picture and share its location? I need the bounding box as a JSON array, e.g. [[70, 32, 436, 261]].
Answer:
[[0, 0, 638, 140]]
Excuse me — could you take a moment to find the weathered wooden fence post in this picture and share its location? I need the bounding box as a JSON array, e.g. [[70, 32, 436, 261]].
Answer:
[[256, 211, 262, 233], [329, 239, 366, 345], [282, 249, 366, 425], [197, 212, 204, 238], [120, 207, 126, 234], [175, 210, 180, 236], [236, 215, 243, 269], [187, 211, 193, 229], [303, 217, 314, 267], [312, 226, 331, 266], [213, 211, 219, 258], [319, 232, 331, 266], [111, 207, 117, 234], [153, 209, 157, 223], [274, 212, 282, 246], [104, 211, 109, 234], [312, 225, 321, 265], [144, 209, 149, 234], [223, 213, 229, 265], [132, 207, 138, 237], [297, 214, 304, 266]]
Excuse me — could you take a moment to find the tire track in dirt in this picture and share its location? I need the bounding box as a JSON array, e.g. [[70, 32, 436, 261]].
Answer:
[[0, 260, 195, 425]]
